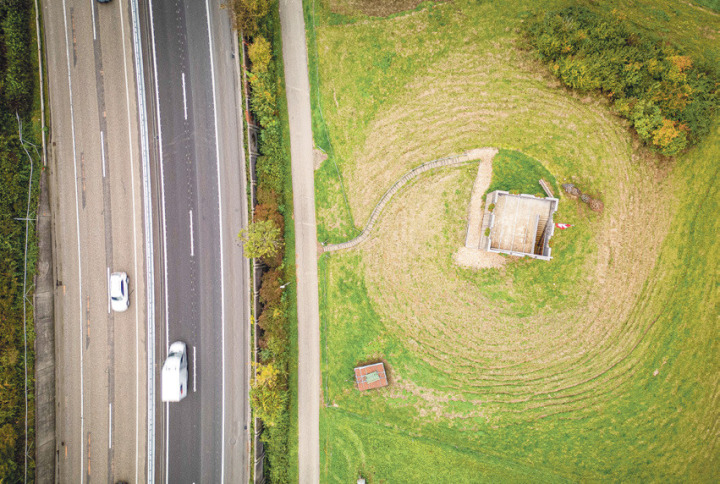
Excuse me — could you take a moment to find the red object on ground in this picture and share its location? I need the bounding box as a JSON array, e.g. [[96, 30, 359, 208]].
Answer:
[[354, 363, 388, 391], [555, 223, 573, 229]]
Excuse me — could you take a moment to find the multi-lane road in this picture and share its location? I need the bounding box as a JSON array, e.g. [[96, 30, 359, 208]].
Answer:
[[45, 0, 147, 481], [43, 0, 250, 481], [145, 0, 250, 481]]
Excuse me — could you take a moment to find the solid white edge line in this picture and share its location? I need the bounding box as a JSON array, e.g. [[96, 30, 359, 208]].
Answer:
[[109, 403, 113, 449], [193, 346, 196, 392], [147, 0, 171, 482], [61, 1, 85, 482], [165, 402, 169, 484], [117, 1, 142, 481], [107, 267, 111, 313], [189, 210, 194, 257], [204, 1, 226, 481], [101, 131, 106, 178], [91, 0, 97, 40], [182, 72, 187, 120]]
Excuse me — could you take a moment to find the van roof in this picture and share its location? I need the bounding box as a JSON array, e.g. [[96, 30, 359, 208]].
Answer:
[[161, 355, 182, 401]]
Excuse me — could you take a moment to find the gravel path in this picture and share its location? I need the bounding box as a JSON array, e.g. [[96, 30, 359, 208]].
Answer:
[[279, 1, 321, 481]]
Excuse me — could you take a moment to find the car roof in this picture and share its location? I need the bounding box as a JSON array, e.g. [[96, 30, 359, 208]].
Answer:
[[110, 274, 124, 295]]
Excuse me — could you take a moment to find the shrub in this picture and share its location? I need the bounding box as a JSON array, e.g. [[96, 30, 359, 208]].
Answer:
[[259, 269, 282, 306], [524, 5, 720, 155], [484, 228, 491, 237], [248, 77, 278, 130], [248, 36, 272, 73], [256, 154, 284, 195], [227, 0, 270, 35], [262, 414, 289, 483], [255, 201, 284, 233], [257, 300, 288, 334], [256, 185, 279, 206], [250, 363, 288, 427], [487, 203, 495, 212], [238, 219, 282, 261], [260, 332, 289, 366]]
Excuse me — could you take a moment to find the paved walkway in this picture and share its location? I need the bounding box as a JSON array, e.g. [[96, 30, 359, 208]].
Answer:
[[324, 148, 498, 252], [278, 0, 321, 482]]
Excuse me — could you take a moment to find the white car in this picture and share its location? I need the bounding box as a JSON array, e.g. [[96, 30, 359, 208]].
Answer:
[[162, 342, 188, 402], [110, 272, 130, 312]]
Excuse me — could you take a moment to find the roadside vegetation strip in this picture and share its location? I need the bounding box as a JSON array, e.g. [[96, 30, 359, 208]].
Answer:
[[231, 1, 296, 481], [312, 0, 720, 481], [0, 0, 40, 481], [323, 150, 495, 252]]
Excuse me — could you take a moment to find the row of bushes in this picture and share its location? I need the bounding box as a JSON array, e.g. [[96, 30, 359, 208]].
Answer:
[[0, 0, 38, 481], [524, 5, 720, 156], [238, 2, 292, 482]]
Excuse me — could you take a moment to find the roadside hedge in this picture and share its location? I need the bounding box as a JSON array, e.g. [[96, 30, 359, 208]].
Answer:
[[0, 0, 38, 481], [524, 5, 720, 155], [243, 3, 292, 482]]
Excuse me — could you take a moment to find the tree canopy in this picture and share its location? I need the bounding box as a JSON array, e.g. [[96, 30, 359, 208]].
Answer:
[[524, 6, 720, 156], [238, 219, 282, 261]]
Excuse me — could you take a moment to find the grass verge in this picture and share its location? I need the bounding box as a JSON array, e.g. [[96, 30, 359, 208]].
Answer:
[[311, 0, 720, 481], [275, 28, 301, 484]]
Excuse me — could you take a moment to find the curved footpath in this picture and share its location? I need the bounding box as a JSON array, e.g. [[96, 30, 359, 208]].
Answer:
[[324, 148, 498, 252]]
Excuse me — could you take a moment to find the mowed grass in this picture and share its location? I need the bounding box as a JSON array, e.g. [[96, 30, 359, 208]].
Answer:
[[486, 149, 559, 197], [309, 0, 720, 481]]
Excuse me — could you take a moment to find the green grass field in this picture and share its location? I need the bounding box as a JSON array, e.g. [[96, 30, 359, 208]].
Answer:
[[308, 0, 720, 481], [485, 149, 559, 197]]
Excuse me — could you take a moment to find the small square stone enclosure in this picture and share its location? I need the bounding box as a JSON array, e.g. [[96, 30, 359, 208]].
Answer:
[[485, 190, 558, 260], [354, 363, 388, 391]]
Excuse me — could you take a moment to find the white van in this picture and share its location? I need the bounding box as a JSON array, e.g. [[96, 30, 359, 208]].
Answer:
[[161, 342, 188, 402]]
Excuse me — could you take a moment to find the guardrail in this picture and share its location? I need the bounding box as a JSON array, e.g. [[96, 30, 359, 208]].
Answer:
[[240, 33, 266, 484], [128, 1, 156, 482]]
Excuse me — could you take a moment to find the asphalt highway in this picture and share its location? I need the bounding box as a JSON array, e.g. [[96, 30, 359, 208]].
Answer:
[[44, 0, 249, 481], [43, 0, 147, 482], [145, 0, 250, 482]]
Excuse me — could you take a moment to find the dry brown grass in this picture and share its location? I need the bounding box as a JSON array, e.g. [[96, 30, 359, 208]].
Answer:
[[330, 46, 627, 226], [352, 107, 674, 422]]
